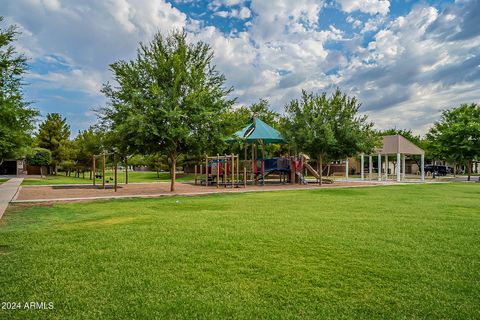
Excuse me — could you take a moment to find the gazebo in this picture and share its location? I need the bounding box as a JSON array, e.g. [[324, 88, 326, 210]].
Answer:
[[347, 135, 425, 182]]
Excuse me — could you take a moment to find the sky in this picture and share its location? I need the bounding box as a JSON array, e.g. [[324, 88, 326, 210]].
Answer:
[[3, 0, 480, 137]]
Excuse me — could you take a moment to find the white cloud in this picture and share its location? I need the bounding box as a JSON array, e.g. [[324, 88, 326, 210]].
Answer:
[[337, 0, 390, 16], [4, 0, 480, 136], [213, 6, 251, 19]]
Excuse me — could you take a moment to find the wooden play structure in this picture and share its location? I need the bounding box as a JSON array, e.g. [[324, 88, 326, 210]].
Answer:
[[196, 154, 243, 188], [92, 152, 120, 192], [193, 118, 328, 187]]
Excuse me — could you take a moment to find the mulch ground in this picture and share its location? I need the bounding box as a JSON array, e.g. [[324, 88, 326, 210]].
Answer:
[[14, 181, 378, 203]]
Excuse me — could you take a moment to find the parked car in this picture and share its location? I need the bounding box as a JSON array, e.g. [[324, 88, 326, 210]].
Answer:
[[424, 165, 451, 176]]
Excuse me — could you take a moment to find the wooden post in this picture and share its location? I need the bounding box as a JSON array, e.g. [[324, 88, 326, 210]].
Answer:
[[102, 153, 106, 189], [244, 166, 247, 188], [92, 155, 96, 186], [205, 156, 208, 187], [114, 153, 118, 192], [231, 154, 234, 188], [244, 144, 247, 166], [125, 156, 129, 185], [236, 154, 239, 187], [194, 165, 198, 185], [290, 156, 295, 184], [251, 143, 254, 183], [216, 154, 220, 188]]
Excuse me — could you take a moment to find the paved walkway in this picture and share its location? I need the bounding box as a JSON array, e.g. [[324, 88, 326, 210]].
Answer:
[[0, 178, 23, 219]]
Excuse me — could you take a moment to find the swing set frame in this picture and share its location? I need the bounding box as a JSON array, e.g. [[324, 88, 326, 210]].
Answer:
[[92, 152, 120, 192]]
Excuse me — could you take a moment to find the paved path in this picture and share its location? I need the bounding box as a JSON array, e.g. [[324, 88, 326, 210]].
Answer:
[[0, 178, 23, 219]]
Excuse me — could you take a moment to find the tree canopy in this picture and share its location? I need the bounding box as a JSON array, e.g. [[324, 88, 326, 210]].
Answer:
[[100, 30, 234, 191], [426, 103, 480, 180], [283, 89, 377, 184], [0, 17, 38, 164], [37, 113, 71, 173]]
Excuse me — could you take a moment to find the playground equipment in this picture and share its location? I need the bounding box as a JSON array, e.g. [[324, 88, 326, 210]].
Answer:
[[194, 117, 332, 187], [195, 153, 330, 186], [198, 154, 243, 188], [92, 152, 119, 192]]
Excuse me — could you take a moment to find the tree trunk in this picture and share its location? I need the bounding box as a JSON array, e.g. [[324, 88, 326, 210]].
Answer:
[[125, 157, 129, 185], [327, 163, 331, 177], [89, 170, 92, 180], [156, 169, 160, 178], [319, 155, 323, 186], [467, 160, 471, 181], [170, 152, 177, 192], [453, 162, 456, 178]]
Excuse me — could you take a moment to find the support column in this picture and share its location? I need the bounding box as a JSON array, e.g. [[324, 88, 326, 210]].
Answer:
[[360, 153, 364, 180], [345, 158, 349, 180], [385, 155, 388, 180], [396, 153, 401, 182], [421, 154, 425, 182], [368, 155, 373, 181], [92, 156, 96, 186], [102, 153, 106, 189], [402, 154, 406, 181], [377, 154, 382, 181]]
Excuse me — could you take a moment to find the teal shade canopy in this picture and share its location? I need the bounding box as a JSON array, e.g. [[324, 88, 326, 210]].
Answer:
[[228, 118, 287, 145]]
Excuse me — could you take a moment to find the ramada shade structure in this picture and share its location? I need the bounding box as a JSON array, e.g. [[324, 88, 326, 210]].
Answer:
[[229, 118, 287, 145], [347, 134, 425, 182]]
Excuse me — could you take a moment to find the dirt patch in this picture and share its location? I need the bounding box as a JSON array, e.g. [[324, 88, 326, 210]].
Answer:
[[15, 181, 378, 203]]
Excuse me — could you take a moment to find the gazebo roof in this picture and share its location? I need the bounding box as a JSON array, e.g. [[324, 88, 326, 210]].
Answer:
[[377, 135, 424, 155], [229, 118, 287, 145]]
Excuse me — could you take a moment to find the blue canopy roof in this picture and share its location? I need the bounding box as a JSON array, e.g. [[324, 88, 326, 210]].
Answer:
[[228, 118, 287, 145]]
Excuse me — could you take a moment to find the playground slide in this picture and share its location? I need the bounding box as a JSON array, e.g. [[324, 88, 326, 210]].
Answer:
[[304, 163, 334, 184], [304, 163, 321, 180]]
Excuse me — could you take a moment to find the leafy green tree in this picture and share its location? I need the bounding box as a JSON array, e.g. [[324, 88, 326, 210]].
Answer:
[[426, 103, 480, 180], [26, 148, 51, 177], [100, 30, 234, 191], [283, 89, 377, 185], [73, 128, 103, 179], [36, 113, 71, 174], [224, 99, 280, 134], [0, 17, 39, 164]]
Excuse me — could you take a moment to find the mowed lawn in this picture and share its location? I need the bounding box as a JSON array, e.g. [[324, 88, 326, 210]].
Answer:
[[1, 184, 479, 319], [21, 171, 194, 185]]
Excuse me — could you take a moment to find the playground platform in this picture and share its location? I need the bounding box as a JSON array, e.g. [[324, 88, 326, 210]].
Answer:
[[13, 181, 378, 204]]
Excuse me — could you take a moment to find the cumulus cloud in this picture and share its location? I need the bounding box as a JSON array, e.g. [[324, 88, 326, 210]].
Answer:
[[3, 0, 480, 135], [337, 0, 390, 16]]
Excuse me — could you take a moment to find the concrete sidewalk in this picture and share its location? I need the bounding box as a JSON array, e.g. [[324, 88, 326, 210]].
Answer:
[[0, 178, 23, 219]]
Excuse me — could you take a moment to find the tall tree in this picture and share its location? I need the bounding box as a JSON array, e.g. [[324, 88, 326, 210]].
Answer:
[[100, 30, 234, 191], [283, 89, 377, 185], [26, 148, 51, 178], [73, 128, 102, 178], [426, 103, 480, 181], [37, 113, 70, 174], [0, 17, 38, 164]]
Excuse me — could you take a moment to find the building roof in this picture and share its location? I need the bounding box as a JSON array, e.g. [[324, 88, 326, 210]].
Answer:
[[228, 118, 287, 145], [377, 135, 424, 155]]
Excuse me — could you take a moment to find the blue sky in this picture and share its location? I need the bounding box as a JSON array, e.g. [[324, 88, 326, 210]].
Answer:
[[3, 0, 479, 136]]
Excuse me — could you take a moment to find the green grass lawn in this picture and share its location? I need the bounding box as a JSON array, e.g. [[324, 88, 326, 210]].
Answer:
[[0, 178, 8, 184], [1, 183, 479, 319], [21, 171, 194, 185]]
